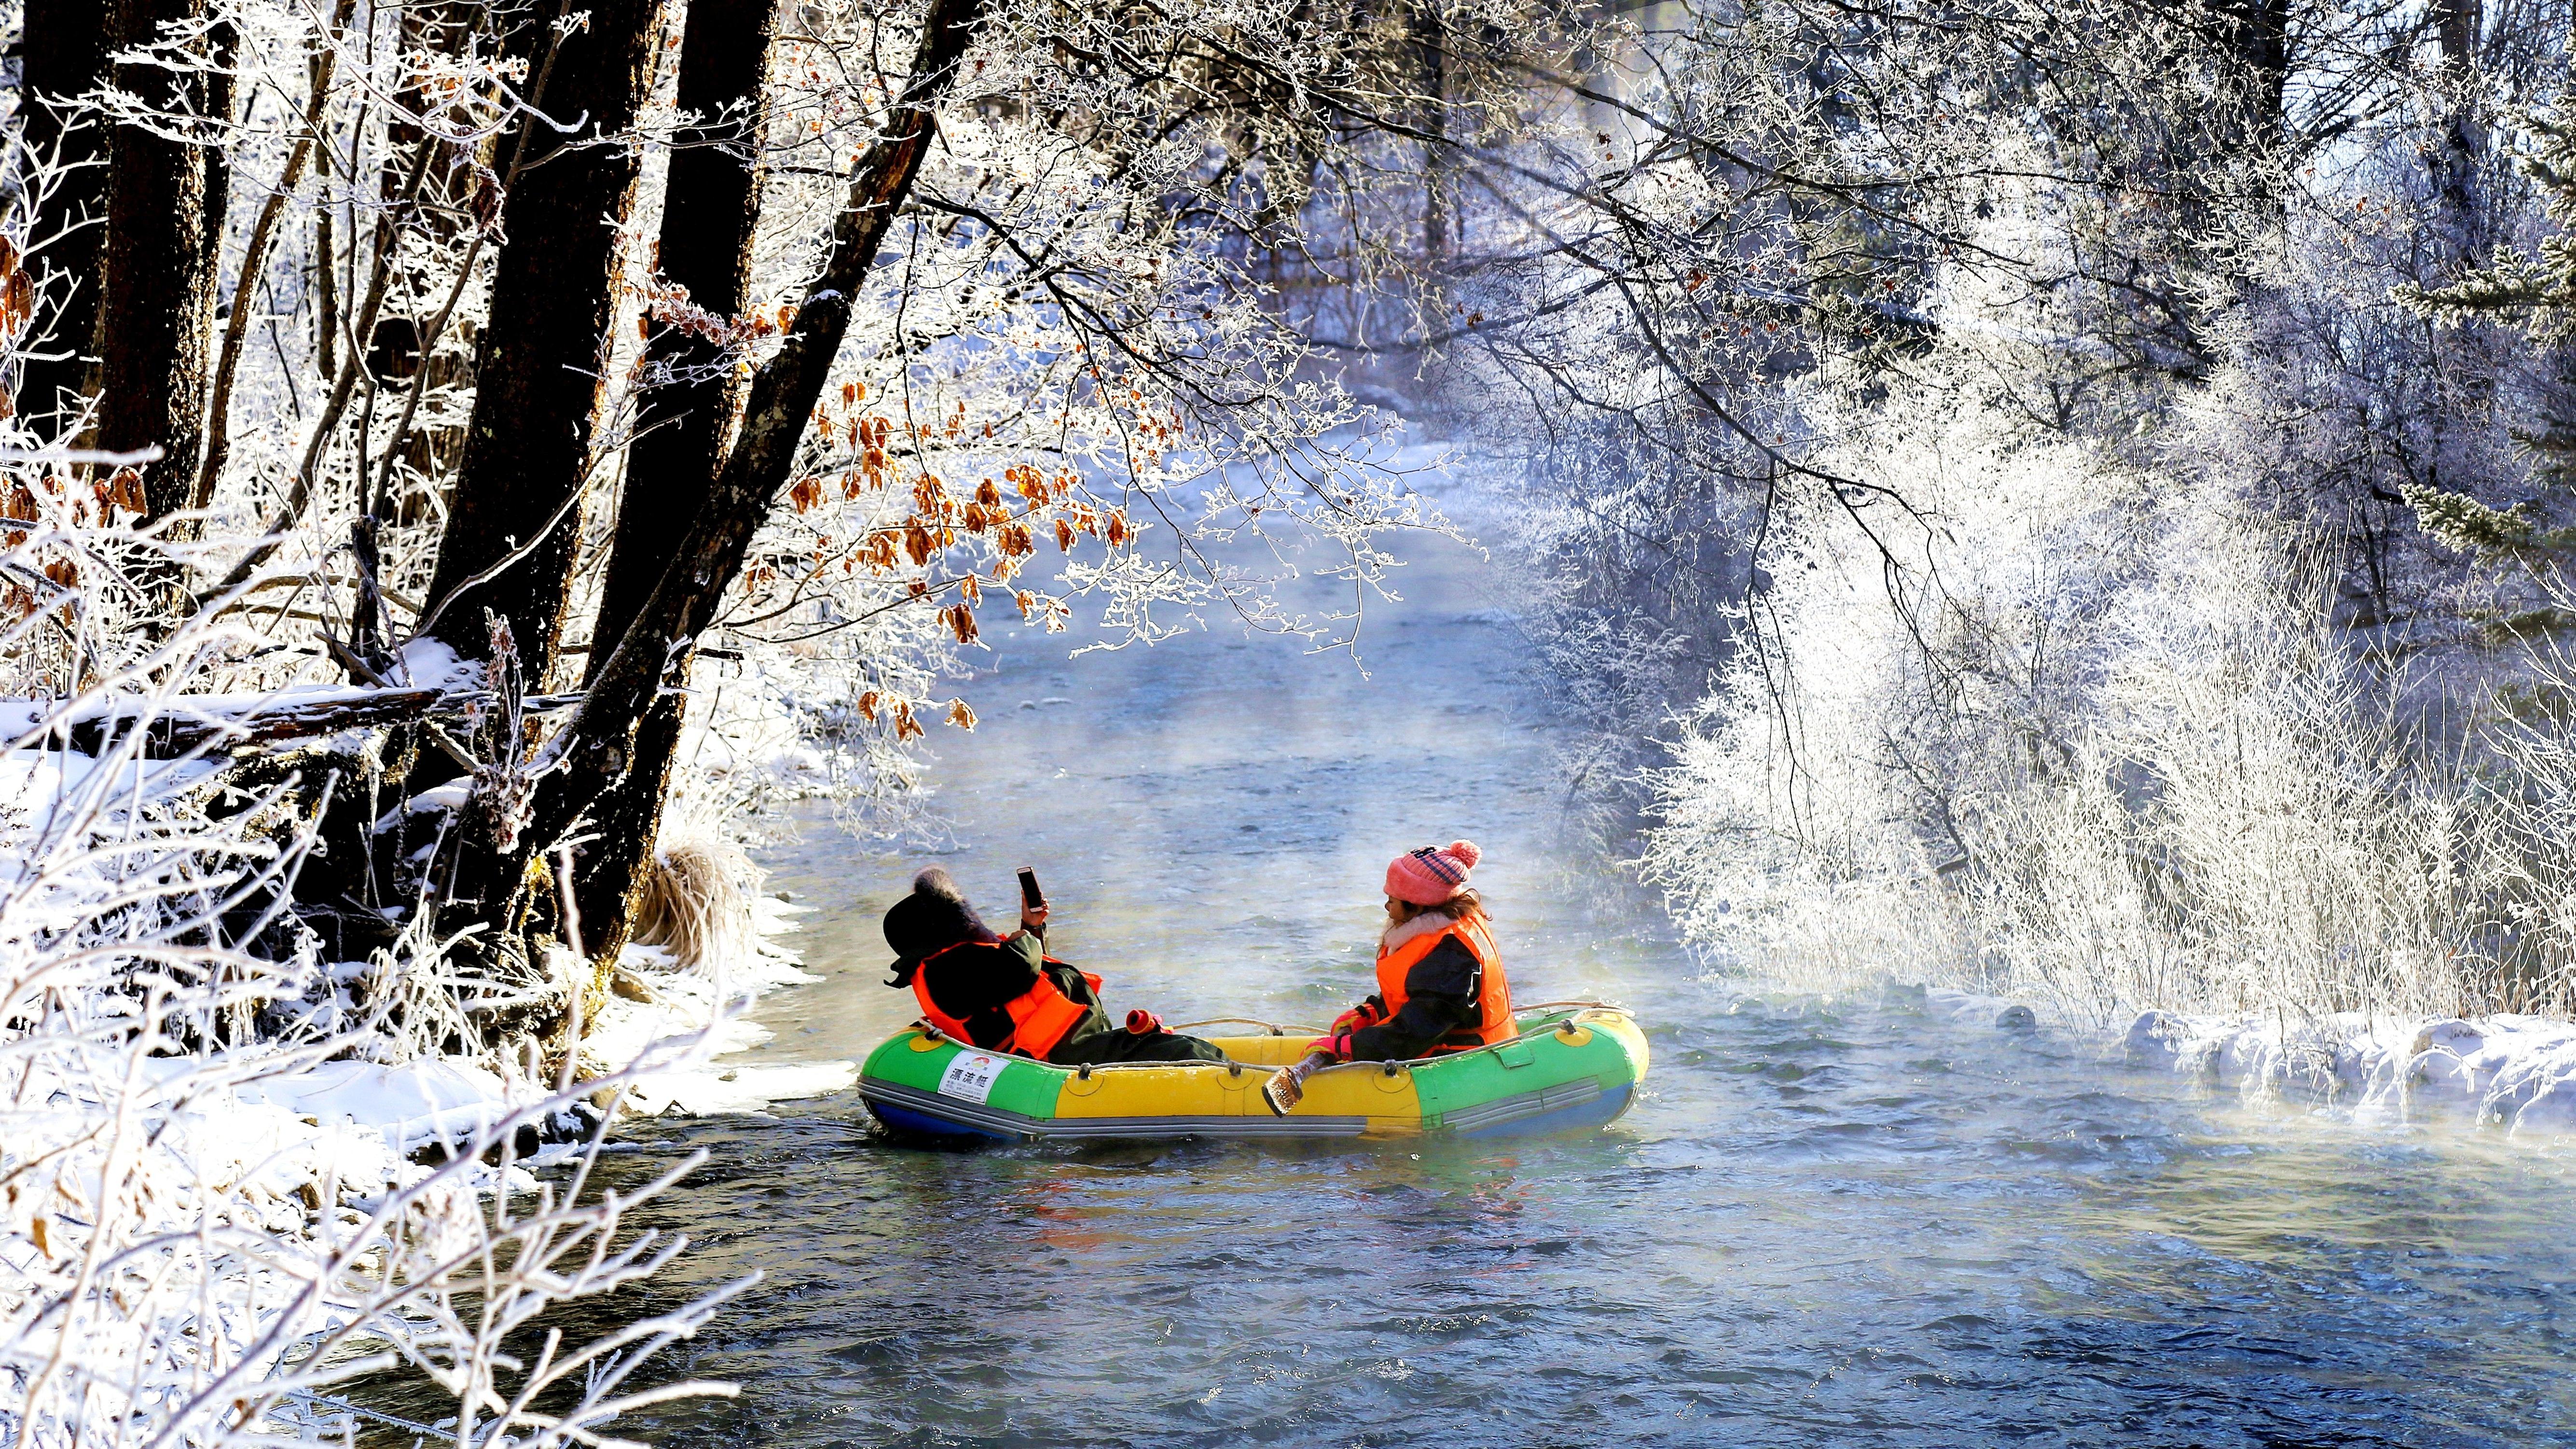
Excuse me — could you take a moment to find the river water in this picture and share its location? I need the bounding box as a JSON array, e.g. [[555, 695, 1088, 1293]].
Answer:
[[576, 524, 2576, 1448]]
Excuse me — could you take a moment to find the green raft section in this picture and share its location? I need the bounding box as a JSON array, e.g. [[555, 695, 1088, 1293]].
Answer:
[[856, 1005, 1649, 1141]]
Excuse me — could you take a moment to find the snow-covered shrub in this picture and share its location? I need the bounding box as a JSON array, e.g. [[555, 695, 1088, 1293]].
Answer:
[[0, 528, 743, 1447], [2469, 618, 2576, 1013], [1643, 363, 2541, 1026]]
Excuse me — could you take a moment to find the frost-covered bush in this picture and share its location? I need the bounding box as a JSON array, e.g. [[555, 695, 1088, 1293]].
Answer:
[[0, 529, 741, 1448], [1425, 0, 2576, 1039], [1643, 361, 2553, 1026]]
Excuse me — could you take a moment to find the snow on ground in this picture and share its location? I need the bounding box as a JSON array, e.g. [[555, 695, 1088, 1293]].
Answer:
[[1, 1064, 448, 1259], [582, 895, 857, 1118], [4, 889, 852, 1330], [2122, 1008, 2576, 1138], [234, 1056, 535, 1159], [11, 890, 856, 1292], [233, 894, 855, 1158], [3, 759, 850, 1444], [1856, 982, 2576, 1139]]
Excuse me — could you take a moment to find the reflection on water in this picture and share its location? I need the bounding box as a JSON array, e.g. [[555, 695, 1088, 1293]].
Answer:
[[576, 531, 2574, 1448]]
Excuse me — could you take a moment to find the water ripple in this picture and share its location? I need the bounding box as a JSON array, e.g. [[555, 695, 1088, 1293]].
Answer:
[[396, 533, 2576, 1449]]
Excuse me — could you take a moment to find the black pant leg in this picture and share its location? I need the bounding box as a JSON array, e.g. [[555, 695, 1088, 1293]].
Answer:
[[1051, 1030, 1227, 1065]]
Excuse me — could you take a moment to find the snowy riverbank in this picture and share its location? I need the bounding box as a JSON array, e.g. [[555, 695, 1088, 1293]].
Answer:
[[2122, 1008, 2576, 1137], [1877, 986, 2576, 1140], [1, 860, 850, 1446], [223, 893, 854, 1170]]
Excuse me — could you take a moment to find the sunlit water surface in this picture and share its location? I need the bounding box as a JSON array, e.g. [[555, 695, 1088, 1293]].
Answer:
[[554, 530, 2572, 1447]]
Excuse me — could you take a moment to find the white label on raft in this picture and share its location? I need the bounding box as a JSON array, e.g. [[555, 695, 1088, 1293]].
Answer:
[[937, 1050, 1007, 1104]]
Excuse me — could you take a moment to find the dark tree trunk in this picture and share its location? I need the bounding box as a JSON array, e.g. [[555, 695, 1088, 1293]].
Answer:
[[419, 0, 667, 684], [1409, 3, 1446, 262], [17, 0, 116, 429], [2194, 0, 2288, 174], [2429, 0, 2484, 264], [575, 0, 784, 966], [447, 0, 990, 934], [315, 205, 338, 380], [94, 0, 233, 520]]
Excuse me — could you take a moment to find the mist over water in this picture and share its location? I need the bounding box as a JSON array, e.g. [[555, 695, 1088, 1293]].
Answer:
[[575, 527, 2576, 1448]]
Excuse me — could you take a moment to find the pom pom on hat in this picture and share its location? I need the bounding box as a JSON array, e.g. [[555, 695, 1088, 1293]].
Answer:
[[1385, 839, 1481, 906], [883, 867, 992, 982]]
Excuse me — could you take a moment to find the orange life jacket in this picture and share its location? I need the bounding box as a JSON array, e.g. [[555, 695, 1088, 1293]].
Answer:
[[1374, 913, 1513, 1053], [910, 939, 1103, 1060]]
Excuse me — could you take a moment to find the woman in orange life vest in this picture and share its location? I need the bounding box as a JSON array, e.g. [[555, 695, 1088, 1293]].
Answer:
[[882, 868, 1224, 1065], [1264, 840, 1512, 1112]]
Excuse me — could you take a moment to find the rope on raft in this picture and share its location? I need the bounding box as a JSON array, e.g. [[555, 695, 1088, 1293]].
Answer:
[[1168, 1004, 1624, 1037], [1169, 1017, 1329, 1035], [916, 1000, 1633, 1075]]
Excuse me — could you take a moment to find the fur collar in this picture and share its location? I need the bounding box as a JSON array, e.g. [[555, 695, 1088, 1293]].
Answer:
[[1380, 911, 1459, 952]]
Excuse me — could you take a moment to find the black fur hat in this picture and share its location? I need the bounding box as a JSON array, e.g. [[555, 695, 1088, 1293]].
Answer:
[[883, 867, 992, 984]]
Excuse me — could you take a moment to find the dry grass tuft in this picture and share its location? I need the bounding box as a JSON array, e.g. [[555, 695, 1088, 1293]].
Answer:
[[631, 825, 759, 973]]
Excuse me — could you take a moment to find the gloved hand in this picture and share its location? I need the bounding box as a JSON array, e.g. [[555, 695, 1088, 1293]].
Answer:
[[1304, 1030, 1354, 1062], [1329, 997, 1386, 1034], [1125, 1008, 1164, 1036], [1262, 1050, 1337, 1114]]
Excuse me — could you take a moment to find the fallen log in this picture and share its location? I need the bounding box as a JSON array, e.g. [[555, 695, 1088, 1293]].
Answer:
[[61, 688, 452, 759], [13, 685, 591, 760]]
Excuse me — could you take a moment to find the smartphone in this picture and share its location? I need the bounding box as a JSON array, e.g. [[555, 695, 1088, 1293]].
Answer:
[[1017, 867, 1044, 911]]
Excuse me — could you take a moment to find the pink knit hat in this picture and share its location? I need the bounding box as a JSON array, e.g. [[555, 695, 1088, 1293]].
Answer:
[[1385, 840, 1482, 906]]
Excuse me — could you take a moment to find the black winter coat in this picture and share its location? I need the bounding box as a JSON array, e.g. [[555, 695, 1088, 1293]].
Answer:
[[912, 930, 1118, 1062], [1345, 935, 1484, 1060]]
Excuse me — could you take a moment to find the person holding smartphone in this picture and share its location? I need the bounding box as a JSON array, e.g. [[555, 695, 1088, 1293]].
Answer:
[[882, 866, 1223, 1065]]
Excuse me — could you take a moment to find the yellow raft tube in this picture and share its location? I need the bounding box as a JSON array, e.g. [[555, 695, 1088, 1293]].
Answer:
[[856, 1003, 1648, 1142]]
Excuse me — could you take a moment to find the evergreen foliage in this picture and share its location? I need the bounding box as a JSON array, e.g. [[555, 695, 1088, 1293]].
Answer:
[[2397, 97, 2576, 557]]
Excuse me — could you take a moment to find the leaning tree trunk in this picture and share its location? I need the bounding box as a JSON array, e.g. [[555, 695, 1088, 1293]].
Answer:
[[448, 0, 991, 936], [418, 0, 667, 685], [574, 0, 785, 967], [95, 0, 234, 518], [16, 0, 116, 430]]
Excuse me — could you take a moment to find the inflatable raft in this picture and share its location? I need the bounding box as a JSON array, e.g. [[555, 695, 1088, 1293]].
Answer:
[[856, 1004, 1647, 1142]]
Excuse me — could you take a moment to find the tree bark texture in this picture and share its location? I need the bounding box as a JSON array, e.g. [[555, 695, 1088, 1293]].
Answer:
[[1410, 2, 1447, 262], [95, 0, 233, 520], [420, 0, 668, 683], [450, 0, 990, 930], [2205, 0, 2287, 160], [2429, 0, 2485, 263], [17, 0, 116, 428], [575, 0, 785, 965]]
